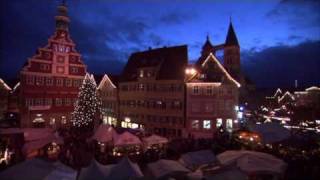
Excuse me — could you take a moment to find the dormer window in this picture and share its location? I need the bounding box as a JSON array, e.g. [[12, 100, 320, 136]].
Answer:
[[139, 69, 144, 78]]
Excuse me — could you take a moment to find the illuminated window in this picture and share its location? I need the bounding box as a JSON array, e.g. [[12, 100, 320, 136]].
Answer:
[[65, 79, 72, 87], [50, 118, 55, 125], [70, 67, 78, 73], [36, 76, 44, 86], [192, 120, 200, 129], [203, 120, 211, 129], [61, 116, 67, 124], [226, 119, 233, 131], [216, 118, 223, 128], [193, 86, 199, 94], [55, 98, 62, 106], [56, 78, 63, 86], [46, 77, 53, 86], [139, 70, 144, 78]]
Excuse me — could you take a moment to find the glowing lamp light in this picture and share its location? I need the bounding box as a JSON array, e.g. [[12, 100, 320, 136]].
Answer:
[[185, 67, 197, 75], [249, 137, 254, 141]]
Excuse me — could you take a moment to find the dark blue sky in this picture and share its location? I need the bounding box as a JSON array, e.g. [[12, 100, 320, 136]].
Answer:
[[0, 0, 319, 88]]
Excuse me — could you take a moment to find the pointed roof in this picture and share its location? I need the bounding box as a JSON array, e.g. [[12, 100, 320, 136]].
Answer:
[[202, 35, 214, 49], [225, 21, 239, 46], [195, 53, 240, 87], [107, 157, 143, 179]]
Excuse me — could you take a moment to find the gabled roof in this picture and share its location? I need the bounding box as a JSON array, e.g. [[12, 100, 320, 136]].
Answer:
[[192, 53, 240, 87], [0, 78, 12, 91], [97, 74, 119, 89], [225, 21, 239, 46], [121, 45, 188, 81], [278, 91, 295, 103]]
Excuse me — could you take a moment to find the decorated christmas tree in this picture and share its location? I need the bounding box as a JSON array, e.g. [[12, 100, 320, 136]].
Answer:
[[71, 73, 100, 135]]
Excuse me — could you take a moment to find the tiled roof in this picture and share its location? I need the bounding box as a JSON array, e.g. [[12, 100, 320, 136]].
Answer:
[[121, 45, 188, 81]]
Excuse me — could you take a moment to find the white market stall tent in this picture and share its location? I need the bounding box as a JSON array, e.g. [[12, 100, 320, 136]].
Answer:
[[142, 134, 168, 146], [78, 159, 115, 180], [217, 150, 287, 177], [0, 158, 76, 180], [92, 124, 118, 143], [114, 131, 142, 147], [249, 122, 290, 144], [107, 156, 144, 179], [148, 159, 190, 180], [179, 150, 218, 170]]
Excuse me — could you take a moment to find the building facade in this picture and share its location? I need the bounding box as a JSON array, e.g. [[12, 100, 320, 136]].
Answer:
[[0, 79, 12, 120], [19, 3, 86, 128], [185, 54, 240, 138], [97, 74, 119, 126], [118, 46, 187, 138]]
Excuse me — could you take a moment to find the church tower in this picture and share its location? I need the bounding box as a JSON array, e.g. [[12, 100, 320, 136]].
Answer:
[[223, 21, 240, 77], [201, 35, 215, 57]]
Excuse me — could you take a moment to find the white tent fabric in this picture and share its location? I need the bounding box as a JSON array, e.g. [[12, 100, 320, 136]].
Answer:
[[78, 159, 114, 180], [142, 134, 168, 146], [179, 150, 217, 170], [107, 157, 144, 179], [217, 150, 287, 175], [0, 158, 76, 180], [249, 122, 290, 144], [92, 124, 118, 143], [113, 131, 142, 147], [148, 159, 190, 179], [22, 133, 63, 154], [23, 128, 55, 141], [205, 167, 247, 180]]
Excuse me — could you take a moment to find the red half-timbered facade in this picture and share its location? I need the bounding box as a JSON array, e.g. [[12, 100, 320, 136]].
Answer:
[[20, 3, 86, 128]]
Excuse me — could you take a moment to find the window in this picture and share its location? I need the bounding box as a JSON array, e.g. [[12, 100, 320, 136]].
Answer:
[[66, 79, 72, 87], [70, 67, 78, 73], [35, 76, 44, 86], [35, 98, 42, 106], [216, 118, 223, 128], [45, 98, 52, 106], [226, 119, 233, 132], [138, 84, 144, 91], [56, 78, 63, 86], [46, 77, 53, 86], [203, 120, 211, 129], [55, 98, 62, 106], [25, 99, 33, 107], [56, 66, 64, 74], [40, 64, 50, 71], [73, 79, 81, 87], [173, 100, 181, 109], [26, 76, 34, 85], [193, 86, 199, 94], [192, 120, 200, 129], [139, 69, 144, 78], [65, 98, 71, 106], [207, 86, 212, 95], [57, 56, 65, 63]]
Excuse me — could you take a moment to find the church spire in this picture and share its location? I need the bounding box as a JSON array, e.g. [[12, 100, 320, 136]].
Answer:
[[225, 20, 239, 47], [55, 0, 70, 31]]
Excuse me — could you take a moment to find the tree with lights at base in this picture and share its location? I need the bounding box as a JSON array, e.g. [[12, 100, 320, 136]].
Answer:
[[71, 73, 100, 138]]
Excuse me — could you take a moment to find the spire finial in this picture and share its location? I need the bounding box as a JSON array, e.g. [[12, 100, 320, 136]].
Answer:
[[206, 32, 210, 41], [230, 16, 232, 23]]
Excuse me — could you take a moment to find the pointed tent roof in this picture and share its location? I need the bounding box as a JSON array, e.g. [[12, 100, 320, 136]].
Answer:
[[92, 124, 118, 143], [225, 21, 239, 46], [113, 131, 142, 146], [107, 157, 143, 179]]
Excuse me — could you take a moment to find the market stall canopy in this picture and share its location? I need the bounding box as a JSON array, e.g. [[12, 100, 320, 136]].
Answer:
[[217, 150, 287, 175], [0, 158, 76, 180], [249, 122, 290, 144], [92, 124, 118, 143], [114, 131, 142, 147], [78, 159, 115, 180], [179, 150, 217, 170], [205, 167, 247, 180], [148, 159, 190, 179], [23, 133, 63, 155], [142, 134, 168, 146], [107, 156, 144, 179]]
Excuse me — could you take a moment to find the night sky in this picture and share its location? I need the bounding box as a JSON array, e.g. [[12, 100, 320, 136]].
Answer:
[[0, 0, 319, 88]]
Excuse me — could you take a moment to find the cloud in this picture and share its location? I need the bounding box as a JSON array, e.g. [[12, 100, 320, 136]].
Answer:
[[241, 40, 320, 88], [266, 0, 320, 29], [159, 11, 196, 25]]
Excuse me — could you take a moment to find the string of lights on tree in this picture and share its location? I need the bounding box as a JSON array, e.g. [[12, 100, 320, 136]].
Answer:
[[71, 73, 100, 128]]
